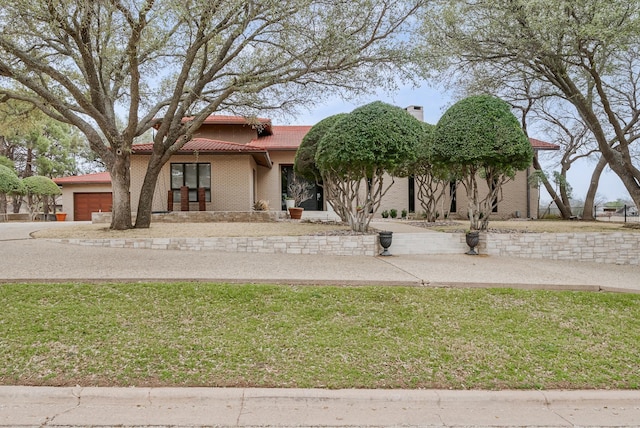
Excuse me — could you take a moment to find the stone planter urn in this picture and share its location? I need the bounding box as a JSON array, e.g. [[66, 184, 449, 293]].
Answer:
[[465, 231, 480, 255], [378, 231, 393, 256], [288, 207, 304, 220]]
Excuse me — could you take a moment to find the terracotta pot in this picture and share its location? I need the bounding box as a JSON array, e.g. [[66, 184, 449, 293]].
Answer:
[[288, 207, 304, 219], [55, 213, 67, 222]]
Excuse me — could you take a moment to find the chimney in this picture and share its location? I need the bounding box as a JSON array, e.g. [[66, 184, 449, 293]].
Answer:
[[405, 105, 424, 122]]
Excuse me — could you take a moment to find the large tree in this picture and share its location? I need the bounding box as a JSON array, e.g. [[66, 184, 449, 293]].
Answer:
[[294, 113, 349, 221], [21, 175, 61, 220], [314, 101, 423, 232], [408, 122, 451, 222], [0, 100, 86, 212], [0, 163, 23, 216], [446, 64, 613, 221], [421, 0, 640, 214], [434, 95, 533, 230], [0, 0, 425, 229], [0, 101, 85, 176]]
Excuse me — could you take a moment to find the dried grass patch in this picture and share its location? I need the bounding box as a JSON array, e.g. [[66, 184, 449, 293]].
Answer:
[[32, 221, 352, 239]]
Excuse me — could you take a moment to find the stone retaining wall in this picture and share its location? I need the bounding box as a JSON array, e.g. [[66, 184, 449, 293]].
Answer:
[[52, 235, 378, 256], [482, 232, 639, 265], [50, 226, 640, 264], [91, 211, 283, 224]]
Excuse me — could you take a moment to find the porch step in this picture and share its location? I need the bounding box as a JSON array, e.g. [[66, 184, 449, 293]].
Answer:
[[385, 231, 467, 255]]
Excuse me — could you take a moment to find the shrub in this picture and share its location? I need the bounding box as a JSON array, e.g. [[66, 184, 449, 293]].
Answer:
[[390, 208, 398, 218], [381, 210, 389, 218], [253, 200, 269, 211]]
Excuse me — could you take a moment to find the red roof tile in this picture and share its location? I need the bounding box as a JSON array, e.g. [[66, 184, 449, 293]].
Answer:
[[132, 138, 269, 154], [250, 126, 312, 150], [179, 115, 272, 135], [195, 115, 271, 126], [529, 137, 560, 150], [53, 171, 111, 185], [132, 139, 272, 167], [154, 115, 273, 135]]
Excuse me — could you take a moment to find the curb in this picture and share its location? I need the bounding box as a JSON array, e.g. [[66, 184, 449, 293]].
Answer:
[[1, 278, 638, 294]]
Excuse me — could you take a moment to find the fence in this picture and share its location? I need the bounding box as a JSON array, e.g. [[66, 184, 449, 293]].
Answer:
[[538, 205, 639, 222]]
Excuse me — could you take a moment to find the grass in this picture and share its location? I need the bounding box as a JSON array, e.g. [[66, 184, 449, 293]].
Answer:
[[2, 283, 640, 390]]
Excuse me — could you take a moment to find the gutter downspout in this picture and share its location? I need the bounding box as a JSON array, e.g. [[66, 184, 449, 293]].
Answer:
[[526, 166, 531, 219]]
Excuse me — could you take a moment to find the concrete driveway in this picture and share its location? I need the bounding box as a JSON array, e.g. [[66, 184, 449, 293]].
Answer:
[[1, 221, 639, 292]]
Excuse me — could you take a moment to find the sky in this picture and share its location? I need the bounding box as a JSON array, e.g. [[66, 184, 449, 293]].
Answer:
[[278, 83, 631, 205]]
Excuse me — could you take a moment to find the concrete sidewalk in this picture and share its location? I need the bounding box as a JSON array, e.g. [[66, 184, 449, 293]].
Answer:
[[2, 386, 640, 427]]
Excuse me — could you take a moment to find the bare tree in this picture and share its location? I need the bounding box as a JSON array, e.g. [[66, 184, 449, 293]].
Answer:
[[421, 0, 640, 212], [0, 0, 425, 229]]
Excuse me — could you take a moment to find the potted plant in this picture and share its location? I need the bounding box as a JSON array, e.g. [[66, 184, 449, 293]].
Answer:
[[287, 177, 314, 219], [253, 200, 269, 211], [284, 195, 295, 210]]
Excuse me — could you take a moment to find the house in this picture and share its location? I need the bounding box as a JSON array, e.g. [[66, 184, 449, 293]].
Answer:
[[55, 108, 559, 221], [54, 171, 112, 221]]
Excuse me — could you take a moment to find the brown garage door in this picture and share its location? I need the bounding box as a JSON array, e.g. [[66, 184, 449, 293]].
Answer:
[[74, 193, 113, 221]]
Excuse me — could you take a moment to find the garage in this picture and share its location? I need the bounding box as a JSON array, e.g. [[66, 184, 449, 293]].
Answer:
[[54, 172, 113, 221], [73, 192, 113, 221]]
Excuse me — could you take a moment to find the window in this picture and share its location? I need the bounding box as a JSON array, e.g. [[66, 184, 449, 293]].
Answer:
[[171, 163, 211, 202], [449, 181, 457, 213], [408, 176, 415, 213], [491, 179, 498, 212]]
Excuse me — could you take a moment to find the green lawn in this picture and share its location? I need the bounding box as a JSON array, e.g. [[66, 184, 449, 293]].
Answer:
[[1, 283, 639, 390]]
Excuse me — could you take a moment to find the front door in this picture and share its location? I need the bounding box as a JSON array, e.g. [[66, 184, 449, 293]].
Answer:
[[280, 165, 323, 211]]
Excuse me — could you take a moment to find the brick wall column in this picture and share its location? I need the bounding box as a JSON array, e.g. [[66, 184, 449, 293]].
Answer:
[[198, 188, 206, 211], [180, 186, 189, 211]]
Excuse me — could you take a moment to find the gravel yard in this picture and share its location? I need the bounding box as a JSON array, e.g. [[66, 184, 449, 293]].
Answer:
[[29, 218, 640, 240], [31, 220, 355, 239]]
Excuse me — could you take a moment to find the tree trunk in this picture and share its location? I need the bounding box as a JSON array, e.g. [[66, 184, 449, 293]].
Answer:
[[0, 193, 6, 216], [582, 155, 606, 221], [560, 80, 640, 211], [559, 170, 572, 215], [110, 152, 133, 230], [135, 154, 164, 229], [532, 156, 573, 219], [11, 195, 21, 213]]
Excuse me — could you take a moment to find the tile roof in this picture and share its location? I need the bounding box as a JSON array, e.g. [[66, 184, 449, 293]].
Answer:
[[132, 139, 272, 167], [53, 171, 111, 185], [132, 138, 269, 154], [179, 115, 273, 135], [250, 126, 312, 150], [529, 138, 560, 151], [195, 115, 271, 126]]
